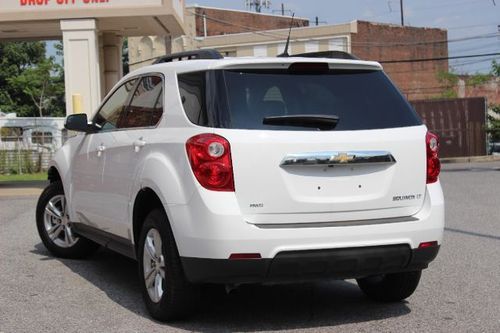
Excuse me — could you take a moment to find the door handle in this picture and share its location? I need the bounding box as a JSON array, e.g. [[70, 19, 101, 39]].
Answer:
[[133, 138, 146, 152], [96, 144, 106, 157]]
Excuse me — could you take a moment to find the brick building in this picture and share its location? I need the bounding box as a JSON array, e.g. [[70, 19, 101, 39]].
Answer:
[[351, 21, 448, 101], [128, 6, 449, 100], [456, 76, 500, 105], [128, 6, 308, 70], [190, 5, 308, 37]]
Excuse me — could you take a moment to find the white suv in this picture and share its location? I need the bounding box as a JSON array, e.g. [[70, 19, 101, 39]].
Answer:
[[36, 50, 444, 321]]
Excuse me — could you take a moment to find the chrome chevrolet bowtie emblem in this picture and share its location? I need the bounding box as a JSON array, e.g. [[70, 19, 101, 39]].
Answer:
[[330, 152, 355, 164]]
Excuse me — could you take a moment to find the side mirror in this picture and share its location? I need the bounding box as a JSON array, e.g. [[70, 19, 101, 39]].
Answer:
[[64, 113, 96, 133]]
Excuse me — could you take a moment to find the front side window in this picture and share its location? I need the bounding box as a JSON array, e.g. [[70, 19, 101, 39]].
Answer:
[[119, 76, 163, 128], [94, 79, 137, 131]]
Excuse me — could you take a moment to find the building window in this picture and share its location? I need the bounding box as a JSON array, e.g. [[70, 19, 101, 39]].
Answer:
[[32, 131, 53, 145], [0, 127, 23, 142], [329, 37, 347, 52], [277, 43, 286, 55], [253, 45, 268, 57], [305, 41, 319, 53], [222, 50, 237, 57]]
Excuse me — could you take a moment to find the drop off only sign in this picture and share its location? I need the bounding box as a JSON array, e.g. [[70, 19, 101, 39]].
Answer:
[[3, 0, 162, 10]]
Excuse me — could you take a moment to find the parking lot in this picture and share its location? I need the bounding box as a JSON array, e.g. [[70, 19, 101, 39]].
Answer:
[[1, 162, 499, 333]]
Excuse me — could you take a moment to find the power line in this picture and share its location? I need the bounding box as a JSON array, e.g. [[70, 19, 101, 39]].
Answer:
[[189, 9, 499, 48], [380, 52, 500, 63], [128, 10, 499, 66]]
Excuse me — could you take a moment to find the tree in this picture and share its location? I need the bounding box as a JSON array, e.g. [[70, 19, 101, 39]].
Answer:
[[487, 105, 500, 143], [491, 60, 500, 77], [8, 57, 63, 117], [0, 41, 65, 117], [486, 60, 500, 143]]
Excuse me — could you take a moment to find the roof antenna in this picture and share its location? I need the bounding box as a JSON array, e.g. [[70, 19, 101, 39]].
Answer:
[[277, 13, 295, 57]]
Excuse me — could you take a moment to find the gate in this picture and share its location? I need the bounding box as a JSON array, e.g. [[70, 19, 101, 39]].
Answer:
[[410, 97, 487, 158]]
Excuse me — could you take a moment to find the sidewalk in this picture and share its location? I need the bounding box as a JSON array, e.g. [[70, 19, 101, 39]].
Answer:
[[0, 181, 47, 197], [441, 155, 500, 164]]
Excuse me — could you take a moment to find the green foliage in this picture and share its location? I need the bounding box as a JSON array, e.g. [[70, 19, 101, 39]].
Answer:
[[435, 70, 458, 99], [0, 41, 65, 117], [435, 60, 499, 99], [491, 60, 500, 77], [0, 150, 41, 175], [436, 70, 459, 85], [0, 171, 47, 181], [487, 105, 500, 142], [467, 73, 490, 87]]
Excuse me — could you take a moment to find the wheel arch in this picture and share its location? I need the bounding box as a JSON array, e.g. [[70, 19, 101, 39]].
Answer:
[[132, 187, 166, 253], [47, 166, 62, 183]]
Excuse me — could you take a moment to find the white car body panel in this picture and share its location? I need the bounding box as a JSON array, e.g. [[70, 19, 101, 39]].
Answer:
[[48, 56, 444, 263]]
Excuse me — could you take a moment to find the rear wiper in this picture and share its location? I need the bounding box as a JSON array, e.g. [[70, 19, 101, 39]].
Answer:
[[263, 115, 339, 131]]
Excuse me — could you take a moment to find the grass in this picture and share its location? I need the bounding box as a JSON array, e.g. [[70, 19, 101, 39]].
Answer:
[[0, 172, 47, 182]]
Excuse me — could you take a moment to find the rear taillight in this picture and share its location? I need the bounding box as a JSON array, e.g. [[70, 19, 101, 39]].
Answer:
[[186, 134, 234, 191], [426, 131, 440, 184]]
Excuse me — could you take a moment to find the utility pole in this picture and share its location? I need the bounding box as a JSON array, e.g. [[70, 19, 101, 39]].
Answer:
[[400, 0, 405, 26], [281, 3, 285, 16]]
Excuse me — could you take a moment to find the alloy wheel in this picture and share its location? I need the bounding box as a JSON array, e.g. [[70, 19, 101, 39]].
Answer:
[[143, 228, 166, 303], [43, 194, 78, 248]]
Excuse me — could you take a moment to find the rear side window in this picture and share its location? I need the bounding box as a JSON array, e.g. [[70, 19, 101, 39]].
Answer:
[[178, 69, 421, 131], [120, 76, 163, 128], [178, 72, 207, 125]]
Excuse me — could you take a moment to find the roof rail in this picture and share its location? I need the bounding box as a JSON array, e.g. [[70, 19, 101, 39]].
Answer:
[[153, 49, 223, 64], [292, 51, 359, 60]]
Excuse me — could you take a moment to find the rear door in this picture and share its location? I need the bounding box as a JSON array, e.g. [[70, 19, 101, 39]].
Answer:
[[210, 67, 427, 225], [226, 127, 426, 225]]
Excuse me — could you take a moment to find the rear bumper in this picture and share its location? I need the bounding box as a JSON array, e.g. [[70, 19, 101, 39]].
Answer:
[[167, 182, 444, 260], [181, 244, 440, 284]]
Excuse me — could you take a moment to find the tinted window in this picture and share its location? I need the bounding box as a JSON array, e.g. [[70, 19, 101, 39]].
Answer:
[[94, 79, 137, 131], [178, 69, 422, 131], [178, 72, 207, 125], [119, 76, 163, 128]]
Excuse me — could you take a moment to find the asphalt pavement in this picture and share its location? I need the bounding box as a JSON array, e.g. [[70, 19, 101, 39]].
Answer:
[[0, 162, 499, 332]]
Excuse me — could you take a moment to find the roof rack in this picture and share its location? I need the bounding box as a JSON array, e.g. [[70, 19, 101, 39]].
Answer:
[[153, 49, 223, 64], [292, 51, 359, 60]]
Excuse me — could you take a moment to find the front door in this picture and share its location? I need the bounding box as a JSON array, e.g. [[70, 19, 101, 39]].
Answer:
[[71, 78, 138, 232], [97, 75, 164, 238]]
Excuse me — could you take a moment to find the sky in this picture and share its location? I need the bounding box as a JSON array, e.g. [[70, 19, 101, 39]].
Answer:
[[188, 0, 500, 73]]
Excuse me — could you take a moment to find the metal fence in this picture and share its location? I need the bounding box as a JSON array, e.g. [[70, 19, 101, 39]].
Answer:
[[0, 134, 62, 174]]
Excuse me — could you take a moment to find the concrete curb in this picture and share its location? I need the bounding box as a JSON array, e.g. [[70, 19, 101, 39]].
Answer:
[[0, 180, 48, 189], [441, 155, 500, 164]]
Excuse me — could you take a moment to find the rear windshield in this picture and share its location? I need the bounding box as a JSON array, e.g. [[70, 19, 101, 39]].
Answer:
[[177, 68, 421, 131]]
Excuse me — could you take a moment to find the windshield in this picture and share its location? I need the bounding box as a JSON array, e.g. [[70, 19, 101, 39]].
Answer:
[[178, 68, 422, 131]]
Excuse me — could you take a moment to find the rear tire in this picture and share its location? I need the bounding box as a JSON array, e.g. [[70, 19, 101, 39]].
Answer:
[[356, 270, 422, 302], [36, 181, 99, 259], [138, 208, 199, 321]]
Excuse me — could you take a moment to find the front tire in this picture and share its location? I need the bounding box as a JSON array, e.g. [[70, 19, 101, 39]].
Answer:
[[356, 270, 422, 302], [138, 208, 199, 321], [36, 181, 99, 258]]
